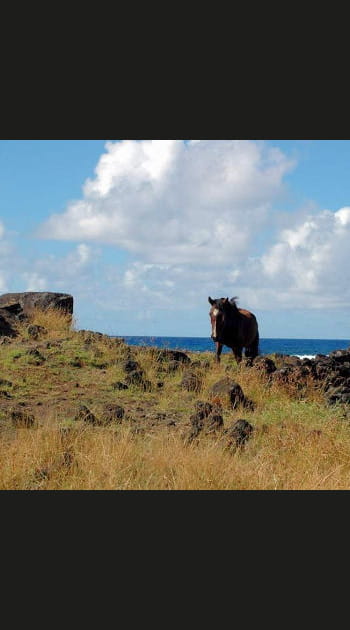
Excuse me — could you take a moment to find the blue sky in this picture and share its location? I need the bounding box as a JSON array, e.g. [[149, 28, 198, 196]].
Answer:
[[0, 139, 350, 339]]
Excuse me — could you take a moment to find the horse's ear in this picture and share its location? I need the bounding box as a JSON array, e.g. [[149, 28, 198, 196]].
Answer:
[[223, 297, 229, 304], [208, 297, 215, 305]]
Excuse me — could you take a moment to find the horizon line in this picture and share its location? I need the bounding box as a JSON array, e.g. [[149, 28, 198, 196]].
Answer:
[[113, 334, 350, 342]]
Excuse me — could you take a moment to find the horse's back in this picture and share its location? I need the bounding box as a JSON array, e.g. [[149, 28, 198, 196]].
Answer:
[[238, 308, 257, 321]]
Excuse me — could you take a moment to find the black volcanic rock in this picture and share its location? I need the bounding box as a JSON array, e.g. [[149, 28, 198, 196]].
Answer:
[[0, 292, 73, 316], [0, 310, 17, 337], [0, 292, 73, 336], [224, 419, 254, 449], [209, 377, 246, 409], [154, 349, 191, 364]]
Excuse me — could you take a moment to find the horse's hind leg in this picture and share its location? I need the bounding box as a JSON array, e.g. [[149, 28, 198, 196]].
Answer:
[[232, 347, 242, 364], [251, 332, 259, 359]]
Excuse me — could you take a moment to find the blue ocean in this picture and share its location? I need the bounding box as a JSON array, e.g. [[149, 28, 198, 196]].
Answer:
[[121, 336, 350, 358]]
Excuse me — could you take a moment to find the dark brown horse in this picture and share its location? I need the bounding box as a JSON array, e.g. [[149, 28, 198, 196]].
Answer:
[[208, 296, 259, 363]]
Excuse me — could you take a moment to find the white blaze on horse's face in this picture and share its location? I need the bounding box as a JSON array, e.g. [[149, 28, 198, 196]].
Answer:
[[211, 308, 220, 339]]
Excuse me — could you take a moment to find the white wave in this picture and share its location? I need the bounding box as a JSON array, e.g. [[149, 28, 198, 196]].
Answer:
[[295, 354, 317, 359]]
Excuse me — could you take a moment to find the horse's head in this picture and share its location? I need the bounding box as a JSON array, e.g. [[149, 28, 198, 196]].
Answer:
[[208, 296, 237, 342]]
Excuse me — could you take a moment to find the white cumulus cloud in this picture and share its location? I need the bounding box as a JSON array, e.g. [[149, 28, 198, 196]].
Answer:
[[243, 206, 350, 309], [38, 140, 295, 266]]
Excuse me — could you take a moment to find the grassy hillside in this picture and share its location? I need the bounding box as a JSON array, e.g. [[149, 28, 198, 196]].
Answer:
[[1, 307, 350, 490]]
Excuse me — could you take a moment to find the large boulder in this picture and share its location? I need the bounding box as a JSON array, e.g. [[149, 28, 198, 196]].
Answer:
[[0, 292, 73, 337], [0, 292, 73, 318], [0, 310, 17, 337]]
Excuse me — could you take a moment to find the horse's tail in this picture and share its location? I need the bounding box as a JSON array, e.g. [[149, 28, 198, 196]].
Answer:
[[245, 330, 259, 359]]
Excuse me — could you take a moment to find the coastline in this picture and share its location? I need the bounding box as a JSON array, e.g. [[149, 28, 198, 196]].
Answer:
[[118, 335, 350, 359]]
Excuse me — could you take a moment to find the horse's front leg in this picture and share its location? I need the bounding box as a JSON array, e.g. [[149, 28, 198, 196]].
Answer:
[[216, 342, 223, 363], [232, 347, 242, 364]]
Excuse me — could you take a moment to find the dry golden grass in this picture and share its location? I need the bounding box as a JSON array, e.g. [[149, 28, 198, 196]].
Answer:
[[2, 313, 350, 490], [14, 306, 75, 340], [2, 415, 350, 490]]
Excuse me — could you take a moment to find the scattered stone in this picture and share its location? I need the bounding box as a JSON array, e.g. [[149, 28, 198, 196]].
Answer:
[[123, 368, 152, 391], [62, 450, 74, 468], [157, 360, 182, 373], [45, 340, 61, 349], [251, 356, 277, 375], [271, 367, 292, 385], [187, 400, 224, 440], [0, 335, 12, 344], [123, 359, 141, 373], [26, 348, 46, 364], [224, 419, 254, 449], [70, 357, 84, 368], [154, 349, 191, 364], [91, 361, 109, 369], [209, 377, 247, 409], [33, 468, 50, 482], [325, 386, 350, 406], [111, 381, 129, 390], [77, 329, 105, 342], [27, 324, 47, 339], [102, 404, 125, 424], [206, 413, 224, 431], [59, 426, 73, 438], [0, 390, 12, 398], [10, 408, 35, 428], [0, 378, 12, 388], [74, 404, 99, 425], [195, 401, 214, 418], [180, 369, 203, 392]]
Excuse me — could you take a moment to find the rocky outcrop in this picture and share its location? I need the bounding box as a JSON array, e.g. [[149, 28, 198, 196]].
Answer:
[[249, 347, 350, 406], [0, 292, 73, 336], [250, 356, 277, 376], [0, 292, 73, 316]]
